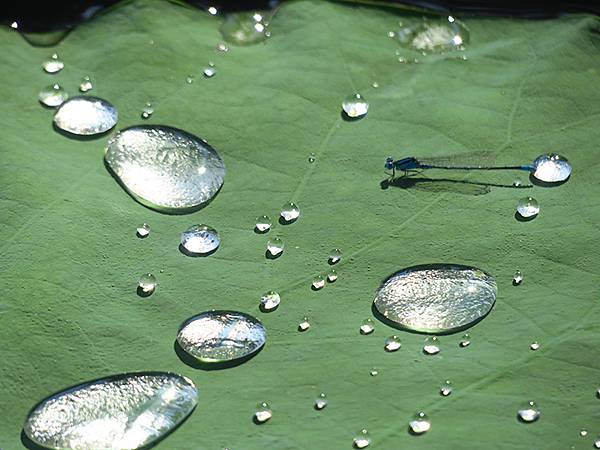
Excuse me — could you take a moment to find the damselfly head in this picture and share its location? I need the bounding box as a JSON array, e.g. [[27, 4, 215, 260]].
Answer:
[[385, 157, 394, 170]]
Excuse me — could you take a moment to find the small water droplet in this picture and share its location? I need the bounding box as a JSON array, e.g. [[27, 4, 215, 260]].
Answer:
[[530, 341, 540, 351], [513, 270, 523, 285], [369, 368, 379, 377], [459, 332, 471, 347], [260, 291, 280, 312], [298, 317, 310, 331], [308, 152, 316, 163], [384, 335, 401, 352], [580, 430, 588, 437], [314, 393, 327, 410], [312, 275, 325, 290], [216, 42, 229, 52], [208, 6, 218, 15], [54, 97, 117, 135], [371, 81, 379, 88], [138, 273, 157, 294], [208, 61, 215, 67], [38, 84, 68, 107], [516, 197, 539, 219], [440, 380, 453, 396], [342, 93, 369, 119], [79, 76, 93, 92], [352, 429, 371, 448], [203, 67, 216, 78], [254, 401, 272, 423], [595, 436, 600, 448], [423, 336, 440, 355], [186, 75, 194, 84], [409, 411, 431, 434], [329, 248, 342, 264], [267, 237, 284, 257], [327, 269, 338, 282], [180, 224, 220, 255], [141, 102, 154, 119], [280, 201, 300, 222], [387, 31, 396, 38], [517, 401, 540, 423], [42, 53, 64, 73], [255, 215, 272, 232], [512, 179, 522, 187], [360, 318, 375, 335], [136, 223, 150, 238], [10, 21, 18, 29]]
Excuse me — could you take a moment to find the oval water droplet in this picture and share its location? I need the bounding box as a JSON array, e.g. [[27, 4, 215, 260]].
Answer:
[[531, 153, 571, 183], [312, 275, 325, 290], [255, 215, 272, 232], [220, 12, 269, 45], [353, 429, 371, 448], [513, 270, 523, 285], [176, 310, 266, 363], [342, 93, 368, 119], [267, 237, 284, 257], [327, 269, 338, 282], [54, 96, 117, 135], [308, 152, 316, 163], [517, 401, 540, 423], [397, 18, 469, 53], [79, 76, 93, 92], [440, 380, 453, 396], [423, 336, 440, 355], [369, 368, 379, 377], [371, 81, 379, 88], [104, 126, 225, 212], [360, 318, 375, 335], [138, 273, 156, 295], [38, 83, 68, 107], [314, 393, 327, 410], [260, 290, 280, 312], [42, 53, 64, 73], [384, 335, 402, 352], [254, 401, 272, 423], [459, 332, 471, 347], [180, 224, 220, 255], [203, 67, 216, 78], [280, 201, 300, 222], [136, 223, 150, 238], [409, 411, 431, 434], [329, 248, 342, 264], [530, 341, 540, 351], [516, 197, 539, 219], [374, 264, 497, 333], [298, 317, 310, 331], [23, 372, 197, 450], [141, 102, 154, 119]]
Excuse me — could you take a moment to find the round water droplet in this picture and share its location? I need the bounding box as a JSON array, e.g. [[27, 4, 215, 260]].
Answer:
[[423, 336, 440, 355], [312, 275, 325, 290], [530, 341, 540, 351], [180, 224, 220, 255], [329, 248, 342, 264], [267, 237, 284, 256], [580, 430, 588, 437], [23, 372, 197, 450], [369, 368, 379, 377], [518, 401, 540, 423], [327, 269, 338, 282], [298, 317, 310, 331], [79, 76, 93, 92], [513, 270, 523, 285], [177, 310, 266, 363], [38, 84, 68, 107], [136, 223, 150, 238], [186, 75, 194, 84], [308, 152, 316, 163], [531, 153, 571, 183], [221, 12, 269, 45], [280, 201, 300, 222], [360, 318, 375, 335], [141, 102, 154, 119], [353, 429, 371, 448], [459, 332, 471, 347], [260, 290, 280, 312], [254, 401, 272, 423], [138, 273, 156, 294], [440, 380, 453, 396], [42, 53, 64, 73], [216, 42, 229, 52], [203, 67, 216, 78], [105, 126, 225, 212], [255, 215, 272, 232], [397, 18, 469, 53], [342, 93, 369, 119], [374, 264, 497, 333], [409, 411, 431, 434], [314, 393, 327, 410], [384, 335, 402, 352], [54, 96, 117, 135], [516, 197, 539, 218]]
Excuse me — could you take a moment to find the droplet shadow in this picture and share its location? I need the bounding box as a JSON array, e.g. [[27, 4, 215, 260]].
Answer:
[[381, 175, 533, 196], [265, 250, 282, 260], [136, 286, 154, 298], [259, 303, 279, 313], [514, 211, 537, 222], [340, 110, 364, 122], [529, 172, 570, 187], [278, 216, 297, 225], [178, 244, 219, 257], [254, 226, 270, 234], [173, 340, 263, 371]]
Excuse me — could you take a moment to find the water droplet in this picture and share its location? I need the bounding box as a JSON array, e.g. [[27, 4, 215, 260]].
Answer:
[[459, 332, 471, 347], [267, 237, 284, 256], [138, 273, 157, 295], [177, 310, 266, 362], [516, 197, 539, 219], [369, 368, 379, 377], [513, 270, 523, 285], [530, 341, 540, 351], [531, 153, 571, 183], [186, 75, 194, 84], [141, 102, 154, 119], [518, 401, 540, 423], [353, 429, 371, 448], [595, 437, 600, 448], [208, 61, 215, 67], [10, 21, 18, 29], [387, 31, 396, 38], [374, 264, 497, 333], [136, 223, 150, 238], [329, 248, 342, 264], [280, 201, 300, 222], [512, 179, 522, 187], [53, 96, 117, 136], [208, 6, 218, 15], [25, 373, 197, 448], [79, 76, 93, 93], [216, 42, 229, 52], [327, 269, 338, 282], [312, 275, 325, 290], [105, 126, 226, 212], [314, 393, 327, 410], [42, 53, 64, 73], [409, 411, 431, 434], [371, 81, 379, 88], [180, 224, 220, 255], [360, 318, 375, 335], [342, 93, 369, 119], [580, 430, 588, 437], [255, 215, 272, 232], [260, 291, 280, 312], [423, 336, 440, 355], [38, 84, 68, 107], [298, 317, 310, 331], [396, 18, 469, 53], [220, 12, 269, 45], [384, 335, 402, 352], [308, 152, 316, 163], [254, 401, 272, 423], [203, 67, 216, 78], [440, 380, 452, 396]]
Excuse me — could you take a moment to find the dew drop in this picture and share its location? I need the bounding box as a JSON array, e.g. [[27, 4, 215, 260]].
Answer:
[[513, 179, 522, 187], [180, 224, 220, 255], [38, 84, 68, 107], [513, 270, 523, 285], [384, 335, 401, 352], [387, 31, 396, 38], [254, 401, 272, 423], [136, 223, 150, 238], [255, 215, 272, 232], [397, 18, 469, 53], [314, 393, 328, 410], [267, 237, 284, 257], [580, 430, 588, 437], [440, 380, 453, 396], [216, 42, 229, 52], [531, 153, 571, 183], [204, 67, 216, 78], [280, 201, 300, 222], [327, 269, 338, 282], [530, 341, 540, 351], [459, 332, 471, 347], [79, 76, 93, 93], [141, 102, 154, 119], [308, 152, 316, 163], [186, 75, 194, 84], [42, 53, 64, 73], [371, 81, 379, 88], [423, 336, 440, 355], [409, 411, 431, 434], [220, 12, 268, 45], [369, 368, 379, 377], [518, 401, 540, 423], [516, 197, 539, 219], [312, 275, 325, 290], [54, 96, 117, 136], [342, 93, 369, 119], [10, 21, 18, 29], [595, 437, 600, 448], [352, 429, 371, 448], [360, 318, 375, 335], [208, 6, 218, 15], [298, 317, 310, 331], [138, 273, 157, 294], [329, 248, 342, 264], [260, 291, 280, 312]]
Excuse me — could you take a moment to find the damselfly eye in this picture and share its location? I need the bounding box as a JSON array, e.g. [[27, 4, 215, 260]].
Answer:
[[385, 158, 394, 170]]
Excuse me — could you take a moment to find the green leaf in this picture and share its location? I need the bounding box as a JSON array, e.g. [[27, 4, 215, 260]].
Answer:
[[1, 1, 600, 448]]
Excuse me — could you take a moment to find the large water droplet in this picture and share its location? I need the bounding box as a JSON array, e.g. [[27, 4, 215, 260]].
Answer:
[[440, 380, 453, 396], [79, 76, 93, 92], [42, 53, 64, 73], [38, 84, 68, 107], [314, 393, 328, 410], [136, 223, 150, 238], [255, 215, 272, 232], [531, 153, 571, 183], [384, 335, 402, 352], [513, 270, 523, 285], [220, 12, 269, 45], [141, 102, 154, 119], [516, 197, 539, 219], [280, 202, 300, 223], [423, 336, 440, 355], [312, 275, 325, 290], [260, 290, 280, 312], [360, 318, 375, 335], [176, 310, 266, 363], [459, 332, 471, 347], [352, 429, 371, 449], [54, 96, 117, 135], [254, 401, 272, 423], [329, 248, 342, 264], [180, 224, 220, 255], [23, 372, 197, 449], [267, 237, 284, 257], [138, 273, 156, 295], [409, 411, 431, 434], [104, 126, 225, 212], [397, 17, 469, 53], [342, 93, 368, 119], [374, 264, 497, 333], [517, 401, 540, 423]]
